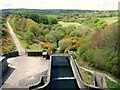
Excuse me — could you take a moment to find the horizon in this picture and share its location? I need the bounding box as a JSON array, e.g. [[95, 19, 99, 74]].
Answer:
[[0, 0, 119, 10], [1, 8, 118, 11]]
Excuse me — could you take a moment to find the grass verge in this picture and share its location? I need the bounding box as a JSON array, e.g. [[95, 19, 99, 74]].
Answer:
[[106, 77, 120, 89], [79, 68, 93, 85]]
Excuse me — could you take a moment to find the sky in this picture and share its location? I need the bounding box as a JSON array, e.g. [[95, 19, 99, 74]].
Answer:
[[0, 0, 120, 10]]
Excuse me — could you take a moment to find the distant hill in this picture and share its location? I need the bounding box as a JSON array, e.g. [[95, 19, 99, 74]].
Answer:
[[1, 9, 117, 16]]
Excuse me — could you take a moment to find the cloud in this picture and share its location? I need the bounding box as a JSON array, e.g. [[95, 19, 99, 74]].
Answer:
[[0, 0, 119, 10]]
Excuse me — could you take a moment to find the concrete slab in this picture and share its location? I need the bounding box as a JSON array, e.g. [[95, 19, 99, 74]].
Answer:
[[2, 55, 49, 88]]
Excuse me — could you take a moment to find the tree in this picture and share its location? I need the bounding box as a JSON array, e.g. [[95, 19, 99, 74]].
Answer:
[[27, 23, 42, 37], [29, 14, 40, 23], [70, 30, 82, 37], [48, 17, 58, 25], [64, 25, 76, 35], [24, 31, 35, 40], [39, 15, 48, 24], [45, 34, 55, 42], [39, 35, 45, 42], [59, 39, 72, 52], [42, 29, 49, 35]]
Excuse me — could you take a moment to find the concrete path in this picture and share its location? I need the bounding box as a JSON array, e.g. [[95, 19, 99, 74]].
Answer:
[[2, 55, 49, 88], [6, 21, 25, 55]]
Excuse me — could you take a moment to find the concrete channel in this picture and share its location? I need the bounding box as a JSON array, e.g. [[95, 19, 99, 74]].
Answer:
[[29, 53, 104, 90]]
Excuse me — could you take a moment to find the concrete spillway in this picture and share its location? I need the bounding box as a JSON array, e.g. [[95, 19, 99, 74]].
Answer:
[[29, 54, 102, 90], [50, 56, 79, 89]]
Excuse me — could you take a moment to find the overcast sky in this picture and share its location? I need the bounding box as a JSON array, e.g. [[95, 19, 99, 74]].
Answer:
[[0, 0, 119, 10]]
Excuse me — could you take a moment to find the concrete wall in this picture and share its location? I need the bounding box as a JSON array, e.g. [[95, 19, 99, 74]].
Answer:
[[69, 52, 103, 90], [2, 51, 19, 58], [27, 52, 42, 56], [0, 58, 8, 75], [1, 51, 19, 87], [0, 57, 8, 87]]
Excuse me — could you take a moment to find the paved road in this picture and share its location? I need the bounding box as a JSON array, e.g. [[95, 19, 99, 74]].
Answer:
[[6, 21, 25, 55]]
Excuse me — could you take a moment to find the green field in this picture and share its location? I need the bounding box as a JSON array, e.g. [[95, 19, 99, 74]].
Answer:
[[58, 21, 82, 27], [79, 68, 93, 85]]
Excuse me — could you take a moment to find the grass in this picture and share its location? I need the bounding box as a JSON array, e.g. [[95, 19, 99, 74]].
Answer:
[[106, 77, 120, 89], [76, 58, 120, 85], [79, 68, 93, 85], [58, 21, 82, 27]]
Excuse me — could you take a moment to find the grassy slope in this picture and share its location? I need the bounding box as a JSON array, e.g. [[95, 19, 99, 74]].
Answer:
[[79, 68, 93, 85]]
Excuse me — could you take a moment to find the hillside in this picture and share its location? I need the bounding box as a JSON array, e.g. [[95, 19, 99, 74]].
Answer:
[[8, 12, 119, 79], [1, 18, 16, 54], [2, 10, 119, 89], [76, 22, 119, 78]]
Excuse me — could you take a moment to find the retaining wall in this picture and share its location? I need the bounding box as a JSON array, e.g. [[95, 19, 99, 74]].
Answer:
[[27, 52, 42, 56], [0, 51, 19, 87], [2, 51, 19, 58]]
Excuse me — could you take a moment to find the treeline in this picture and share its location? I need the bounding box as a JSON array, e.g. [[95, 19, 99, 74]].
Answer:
[[2, 9, 118, 16], [77, 17, 108, 30], [76, 22, 119, 77]]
